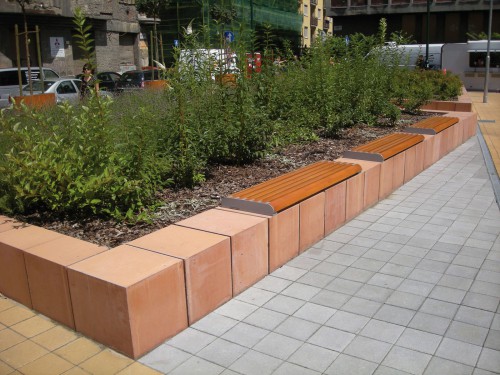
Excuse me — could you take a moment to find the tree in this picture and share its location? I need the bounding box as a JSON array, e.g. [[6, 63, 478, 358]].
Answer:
[[9, 0, 34, 94], [136, 0, 171, 66]]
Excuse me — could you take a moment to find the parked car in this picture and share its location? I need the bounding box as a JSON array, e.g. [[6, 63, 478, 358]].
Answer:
[[0, 67, 59, 109], [75, 71, 122, 92], [116, 69, 161, 92], [18, 78, 111, 105]]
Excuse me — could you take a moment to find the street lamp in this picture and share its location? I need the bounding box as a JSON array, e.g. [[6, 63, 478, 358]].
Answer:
[[483, 0, 493, 103]]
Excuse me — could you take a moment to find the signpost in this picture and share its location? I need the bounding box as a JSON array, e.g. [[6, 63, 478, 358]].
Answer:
[[224, 31, 234, 43]]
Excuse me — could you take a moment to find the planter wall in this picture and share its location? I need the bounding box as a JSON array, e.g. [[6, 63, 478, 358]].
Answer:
[[0, 99, 478, 359], [12, 93, 56, 109]]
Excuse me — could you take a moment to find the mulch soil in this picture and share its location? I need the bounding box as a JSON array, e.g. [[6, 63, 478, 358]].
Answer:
[[13, 113, 435, 248]]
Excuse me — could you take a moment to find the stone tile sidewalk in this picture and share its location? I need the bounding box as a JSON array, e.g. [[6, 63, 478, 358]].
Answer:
[[140, 136, 500, 375]]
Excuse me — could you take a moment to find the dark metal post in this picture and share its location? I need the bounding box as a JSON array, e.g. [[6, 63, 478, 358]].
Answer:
[[425, 0, 430, 69], [35, 25, 43, 88], [483, 0, 493, 103], [15, 24, 22, 96]]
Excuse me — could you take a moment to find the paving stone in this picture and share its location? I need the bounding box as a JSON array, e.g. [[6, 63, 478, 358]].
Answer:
[[325, 278, 363, 295], [310, 290, 351, 309], [341, 297, 382, 318], [243, 308, 288, 331], [325, 253, 358, 266], [423, 357, 473, 375], [253, 276, 292, 294], [360, 319, 405, 344], [374, 305, 415, 326], [191, 313, 238, 337], [297, 272, 335, 288], [382, 346, 432, 375], [339, 268, 375, 283], [274, 316, 320, 341], [435, 337, 482, 367], [293, 302, 337, 325], [253, 332, 303, 360], [287, 343, 339, 373], [407, 269, 443, 284], [325, 311, 370, 334], [429, 286, 467, 304], [270, 266, 308, 281], [462, 292, 500, 312], [169, 356, 225, 375], [324, 353, 378, 375], [446, 265, 479, 279], [343, 335, 392, 363], [272, 362, 321, 375], [379, 263, 413, 278], [221, 322, 270, 348], [445, 321, 489, 346], [235, 287, 276, 307], [138, 345, 192, 374], [229, 350, 283, 375], [455, 306, 495, 328], [311, 262, 347, 277], [476, 347, 500, 373], [419, 298, 459, 319], [262, 295, 305, 315], [397, 279, 435, 297], [368, 274, 405, 289], [307, 326, 355, 352], [484, 329, 500, 350], [281, 283, 321, 301], [351, 258, 386, 272], [396, 328, 442, 355], [197, 338, 248, 367], [408, 312, 451, 335]]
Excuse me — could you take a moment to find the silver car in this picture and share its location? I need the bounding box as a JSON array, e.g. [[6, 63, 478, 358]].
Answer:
[[20, 78, 112, 105]]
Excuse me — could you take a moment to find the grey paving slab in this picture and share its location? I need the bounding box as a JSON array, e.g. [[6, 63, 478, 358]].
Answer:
[[142, 138, 500, 374]]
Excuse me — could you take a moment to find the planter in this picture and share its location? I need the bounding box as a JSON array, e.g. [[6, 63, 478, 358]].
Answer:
[[12, 93, 56, 109], [144, 80, 169, 90]]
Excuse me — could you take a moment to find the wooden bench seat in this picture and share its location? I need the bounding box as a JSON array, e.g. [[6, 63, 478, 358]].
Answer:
[[342, 133, 425, 162], [221, 160, 361, 215], [405, 116, 459, 135]]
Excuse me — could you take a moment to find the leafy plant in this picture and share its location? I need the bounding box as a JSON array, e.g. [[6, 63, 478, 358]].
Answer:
[[73, 7, 96, 70]]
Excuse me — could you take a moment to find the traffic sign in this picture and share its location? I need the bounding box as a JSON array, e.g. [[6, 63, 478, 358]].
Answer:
[[224, 31, 234, 43]]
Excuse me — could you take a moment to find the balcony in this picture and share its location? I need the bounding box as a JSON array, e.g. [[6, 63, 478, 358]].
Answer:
[[371, 0, 389, 5], [311, 15, 319, 27], [391, 0, 411, 4], [323, 18, 331, 31], [330, 0, 348, 8], [310, 0, 318, 6], [351, 0, 368, 5]]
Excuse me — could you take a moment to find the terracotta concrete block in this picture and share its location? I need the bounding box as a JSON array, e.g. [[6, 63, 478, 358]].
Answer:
[[392, 152, 406, 191], [216, 206, 299, 274], [128, 225, 232, 324], [0, 216, 23, 233], [379, 157, 394, 200], [325, 181, 346, 235], [404, 146, 417, 183], [414, 142, 425, 175], [176, 209, 268, 295], [431, 133, 442, 164], [0, 226, 62, 308], [452, 120, 463, 150], [336, 158, 381, 210], [299, 193, 325, 252], [422, 135, 435, 170], [268, 206, 299, 272], [23, 236, 106, 329], [68, 245, 187, 358], [346, 173, 365, 222]]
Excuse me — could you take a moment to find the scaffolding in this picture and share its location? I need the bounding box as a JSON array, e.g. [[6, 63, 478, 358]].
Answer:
[[157, 0, 302, 64]]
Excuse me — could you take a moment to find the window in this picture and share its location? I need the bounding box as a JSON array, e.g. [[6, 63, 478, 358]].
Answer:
[[57, 81, 77, 94], [303, 4, 308, 16], [304, 27, 309, 39], [318, 8, 321, 19], [469, 52, 500, 68]]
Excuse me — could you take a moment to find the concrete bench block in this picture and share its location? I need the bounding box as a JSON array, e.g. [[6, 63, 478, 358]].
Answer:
[[414, 142, 425, 176], [392, 152, 406, 191], [129, 225, 232, 324], [68, 245, 188, 359], [23, 236, 105, 329], [422, 134, 436, 170], [176, 209, 268, 295], [0, 216, 22, 233], [299, 193, 325, 252], [325, 181, 346, 235], [346, 173, 365, 221], [0, 226, 62, 308], [379, 157, 394, 200], [268, 206, 299, 272]]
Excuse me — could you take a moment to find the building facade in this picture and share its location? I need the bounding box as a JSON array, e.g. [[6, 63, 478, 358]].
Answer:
[[0, 0, 145, 76], [325, 0, 500, 43], [301, 0, 334, 48]]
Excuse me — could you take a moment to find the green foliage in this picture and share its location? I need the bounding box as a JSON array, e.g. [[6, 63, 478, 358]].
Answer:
[[73, 7, 96, 70], [466, 31, 500, 40], [0, 26, 462, 223]]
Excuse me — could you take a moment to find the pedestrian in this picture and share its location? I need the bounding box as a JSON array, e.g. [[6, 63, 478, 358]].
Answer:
[[80, 63, 99, 99]]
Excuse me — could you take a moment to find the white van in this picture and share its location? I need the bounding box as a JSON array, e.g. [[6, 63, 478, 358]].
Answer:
[[0, 67, 59, 108]]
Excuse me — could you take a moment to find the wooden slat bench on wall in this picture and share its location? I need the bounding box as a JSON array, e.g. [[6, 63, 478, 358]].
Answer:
[[222, 160, 361, 216], [405, 116, 461, 164], [221, 160, 362, 270], [341, 132, 425, 199]]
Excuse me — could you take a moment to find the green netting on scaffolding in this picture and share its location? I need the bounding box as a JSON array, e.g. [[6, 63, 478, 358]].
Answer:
[[233, 0, 302, 32]]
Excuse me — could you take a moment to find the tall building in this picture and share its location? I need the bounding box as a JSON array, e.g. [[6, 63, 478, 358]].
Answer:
[[301, 0, 334, 48], [0, 0, 145, 75], [325, 0, 499, 43]]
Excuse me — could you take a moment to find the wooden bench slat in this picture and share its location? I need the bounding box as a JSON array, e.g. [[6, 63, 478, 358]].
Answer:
[[405, 116, 459, 135], [222, 161, 361, 215], [344, 133, 424, 162]]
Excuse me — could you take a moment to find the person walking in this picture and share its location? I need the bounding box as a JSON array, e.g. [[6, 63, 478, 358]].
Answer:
[[80, 63, 99, 99]]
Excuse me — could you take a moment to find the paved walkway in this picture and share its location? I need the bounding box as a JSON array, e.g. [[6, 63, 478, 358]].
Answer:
[[1, 93, 500, 374]]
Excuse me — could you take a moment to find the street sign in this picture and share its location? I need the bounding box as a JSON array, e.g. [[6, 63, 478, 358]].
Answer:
[[173, 39, 179, 47], [224, 31, 234, 43], [345, 35, 350, 46]]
